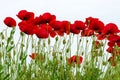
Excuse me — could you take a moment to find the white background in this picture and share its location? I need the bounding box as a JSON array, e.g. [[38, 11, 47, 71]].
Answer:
[[0, 0, 120, 30]]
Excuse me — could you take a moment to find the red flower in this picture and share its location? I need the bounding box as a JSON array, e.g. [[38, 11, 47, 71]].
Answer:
[[40, 24, 53, 33], [61, 21, 70, 35], [81, 29, 94, 36], [96, 34, 106, 40], [70, 24, 80, 34], [4, 17, 16, 27], [88, 20, 104, 33], [50, 31, 56, 38], [107, 41, 115, 47], [106, 46, 114, 53], [51, 21, 70, 36], [29, 53, 39, 59], [49, 20, 62, 30], [108, 35, 120, 47], [85, 17, 99, 26], [29, 53, 44, 60], [41, 12, 56, 23], [102, 23, 120, 35], [74, 20, 86, 30], [35, 12, 56, 24], [18, 20, 36, 35], [68, 55, 83, 64], [17, 10, 34, 21], [35, 27, 49, 39]]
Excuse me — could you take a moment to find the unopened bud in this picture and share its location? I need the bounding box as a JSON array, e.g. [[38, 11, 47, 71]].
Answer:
[[102, 61, 107, 65], [20, 32, 24, 36], [0, 52, 2, 58], [66, 48, 70, 53], [63, 39, 66, 44], [48, 38, 50, 45], [43, 42, 46, 47], [1, 33, 4, 39], [55, 36, 59, 42]]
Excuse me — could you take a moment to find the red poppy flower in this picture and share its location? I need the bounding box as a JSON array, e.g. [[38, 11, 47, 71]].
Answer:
[[102, 23, 120, 35], [50, 31, 56, 38], [74, 20, 86, 30], [68, 55, 83, 64], [56, 30, 64, 36], [29, 53, 44, 60], [88, 20, 104, 33], [40, 24, 53, 33], [107, 41, 115, 47], [106, 46, 114, 53], [81, 29, 94, 36], [29, 53, 39, 59], [4, 17, 16, 27], [61, 21, 70, 35], [108, 35, 120, 47], [17, 10, 34, 21], [35, 27, 49, 39], [49, 20, 62, 30], [33, 17, 41, 25], [70, 24, 80, 34], [41, 12, 56, 23], [96, 34, 106, 40], [85, 17, 99, 26], [18, 21, 36, 35], [35, 12, 56, 24]]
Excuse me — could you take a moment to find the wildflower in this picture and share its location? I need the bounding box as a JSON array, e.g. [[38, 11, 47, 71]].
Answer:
[[40, 24, 53, 33], [18, 21, 36, 35], [106, 46, 114, 53], [88, 20, 104, 33], [85, 17, 99, 26], [61, 21, 70, 35], [50, 31, 56, 38], [81, 29, 94, 36], [68, 55, 83, 64], [70, 24, 80, 34], [74, 20, 86, 30], [4, 17, 16, 27], [29, 53, 39, 59], [35, 27, 49, 39], [29, 53, 44, 60], [49, 20, 62, 30], [40, 12, 56, 23], [17, 10, 34, 21], [102, 23, 120, 35], [108, 35, 120, 47]]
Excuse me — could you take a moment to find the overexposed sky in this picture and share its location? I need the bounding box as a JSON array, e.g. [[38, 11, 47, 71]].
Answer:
[[0, 0, 120, 30]]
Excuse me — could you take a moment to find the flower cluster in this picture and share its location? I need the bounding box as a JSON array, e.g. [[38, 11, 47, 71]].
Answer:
[[2, 10, 120, 79], [3, 10, 120, 66]]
